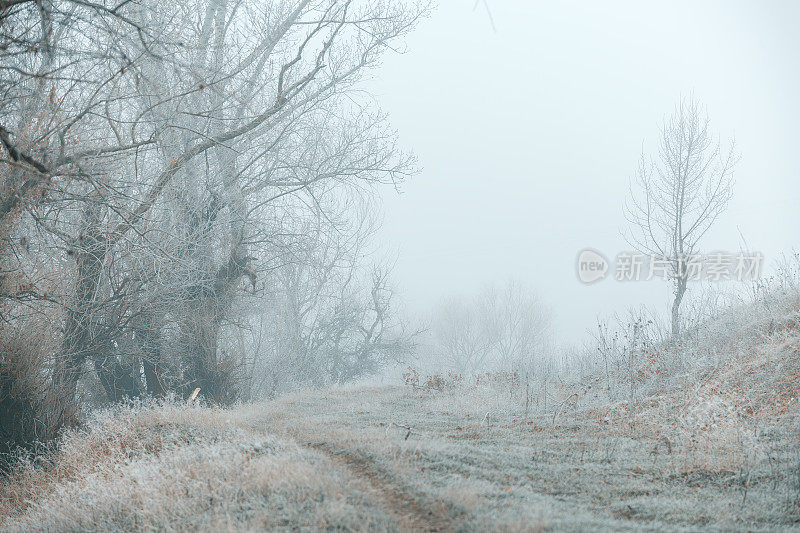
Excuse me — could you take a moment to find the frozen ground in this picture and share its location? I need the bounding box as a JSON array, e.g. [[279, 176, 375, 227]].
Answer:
[[2, 376, 798, 532]]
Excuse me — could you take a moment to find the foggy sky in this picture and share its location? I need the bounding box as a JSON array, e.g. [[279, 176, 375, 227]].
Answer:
[[368, 0, 800, 345]]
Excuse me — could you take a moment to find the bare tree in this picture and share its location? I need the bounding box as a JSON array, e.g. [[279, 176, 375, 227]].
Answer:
[[247, 195, 417, 395], [430, 280, 552, 375], [1, 0, 169, 443], [0, 0, 427, 458], [624, 97, 738, 336], [482, 279, 552, 373], [44, 0, 425, 404], [431, 296, 493, 375]]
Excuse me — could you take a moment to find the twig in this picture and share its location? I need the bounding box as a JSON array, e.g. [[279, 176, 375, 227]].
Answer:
[[742, 468, 752, 505], [552, 393, 579, 426], [387, 421, 425, 440]]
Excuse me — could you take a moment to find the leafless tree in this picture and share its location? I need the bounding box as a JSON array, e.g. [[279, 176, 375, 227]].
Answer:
[[482, 279, 552, 372], [431, 295, 493, 375], [624, 96, 738, 336], [431, 280, 552, 375], [48, 0, 424, 403], [1, 0, 170, 447], [247, 195, 417, 396], [1, 0, 428, 458]]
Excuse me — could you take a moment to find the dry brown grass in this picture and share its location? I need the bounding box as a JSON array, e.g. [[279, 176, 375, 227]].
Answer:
[[3, 299, 800, 531], [0, 400, 397, 532], [2, 376, 797, 531]]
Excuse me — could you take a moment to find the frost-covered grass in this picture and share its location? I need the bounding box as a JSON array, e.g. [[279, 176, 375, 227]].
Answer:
[[2, 376, 798, 531], [0, 400, 396, 532], [3, 289, 800, 531], [259, 381, 800, 531]]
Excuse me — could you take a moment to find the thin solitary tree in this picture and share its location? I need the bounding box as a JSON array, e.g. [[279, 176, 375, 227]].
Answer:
[[624, 97, 738, 336]]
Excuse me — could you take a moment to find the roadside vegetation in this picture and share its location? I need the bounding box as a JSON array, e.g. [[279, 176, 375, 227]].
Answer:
[[2, 262, 799, 530]]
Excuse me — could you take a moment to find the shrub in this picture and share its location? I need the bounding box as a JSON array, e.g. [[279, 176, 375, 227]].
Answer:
[[402, 367, 463, 392], [0, 326, 72, 473]]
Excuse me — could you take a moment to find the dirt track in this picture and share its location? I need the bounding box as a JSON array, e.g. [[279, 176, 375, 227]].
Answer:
[[309, 441, 456, 532]]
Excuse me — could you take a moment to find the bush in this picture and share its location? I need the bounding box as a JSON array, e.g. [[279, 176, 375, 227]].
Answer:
[[402, 367, 463, 392], [0, 327, 71, 473]]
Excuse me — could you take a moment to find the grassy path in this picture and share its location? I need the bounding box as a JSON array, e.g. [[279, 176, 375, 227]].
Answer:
[[2, 385, 797, 531], [309, 441, 456, 531]]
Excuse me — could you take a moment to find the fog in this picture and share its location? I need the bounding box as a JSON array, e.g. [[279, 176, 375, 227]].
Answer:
[[4, 2, 800, 528], [372, 0, 800, 342]]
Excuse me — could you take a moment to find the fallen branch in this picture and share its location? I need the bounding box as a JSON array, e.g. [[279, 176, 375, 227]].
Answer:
[[552, 392, 579, 426], [386, 421, 426, 440]]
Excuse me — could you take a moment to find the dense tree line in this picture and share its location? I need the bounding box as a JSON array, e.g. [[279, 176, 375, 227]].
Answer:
[[0, 0, 425, 465]]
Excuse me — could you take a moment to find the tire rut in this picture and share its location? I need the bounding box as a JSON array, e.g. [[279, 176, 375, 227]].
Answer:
[[307, 442, 456, 532]]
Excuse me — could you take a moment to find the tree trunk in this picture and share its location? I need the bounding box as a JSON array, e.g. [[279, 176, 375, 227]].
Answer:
[[181, 251, 251, 403], [92, 353, 143, 402], [671, 277, 687, 337], [139, 322, 166, 398], [54, 222, 105, 420], [182, 297, 223, 400]]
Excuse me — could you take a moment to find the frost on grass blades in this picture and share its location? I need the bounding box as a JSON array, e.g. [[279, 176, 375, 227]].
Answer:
[[1, 2, 799, 532]]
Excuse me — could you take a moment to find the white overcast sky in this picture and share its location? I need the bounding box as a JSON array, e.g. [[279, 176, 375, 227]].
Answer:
[[367, 0, 800, 344]]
